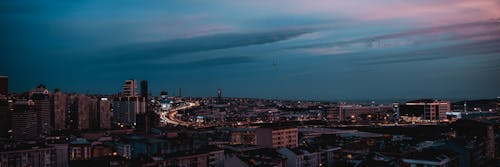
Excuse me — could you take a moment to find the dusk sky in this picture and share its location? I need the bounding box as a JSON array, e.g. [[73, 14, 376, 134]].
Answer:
[[1, 0, 499, 100]]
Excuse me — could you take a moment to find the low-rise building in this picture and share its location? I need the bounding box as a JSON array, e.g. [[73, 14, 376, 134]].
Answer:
[[70, 138, 92, 161], [278, 147, 322, 167], [256, 125, 298, 148]]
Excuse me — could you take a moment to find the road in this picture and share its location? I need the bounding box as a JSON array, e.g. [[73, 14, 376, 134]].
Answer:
[[159, 102, 197, 126]]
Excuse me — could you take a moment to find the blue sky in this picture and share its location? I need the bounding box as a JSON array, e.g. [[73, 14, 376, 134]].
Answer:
[[1, 0, 499, 100]]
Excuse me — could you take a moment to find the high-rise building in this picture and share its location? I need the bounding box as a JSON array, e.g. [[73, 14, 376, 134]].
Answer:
[[70, 95, 90, 130], [98, 98, 111, 129], [31, 84, 51, 135], [217, 88, 222, 98], [88, 97, 99, 130], [123, 79, 137, 97], [112, 96, 146, 126], [140, 80, 148, 98], [51, 89, 67, 130], [0, 76, 7, 95], [11, 99, 39, 139]]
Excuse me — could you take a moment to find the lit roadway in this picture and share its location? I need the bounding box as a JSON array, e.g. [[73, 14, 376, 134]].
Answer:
[[159, 102, 197, 127]]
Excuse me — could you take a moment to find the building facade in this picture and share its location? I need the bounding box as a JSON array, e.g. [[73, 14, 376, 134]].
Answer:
[[256, 126, 298, 148]]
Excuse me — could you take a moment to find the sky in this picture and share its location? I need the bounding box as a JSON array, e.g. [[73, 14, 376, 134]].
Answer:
[[1, 0, 500, 101]]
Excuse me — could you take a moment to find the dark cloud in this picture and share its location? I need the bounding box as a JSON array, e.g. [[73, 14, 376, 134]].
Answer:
[[99, 28, 312, 63], [358, 39, 500, 65], [96, 56, 256, 72], [290, 21, 500, 50]]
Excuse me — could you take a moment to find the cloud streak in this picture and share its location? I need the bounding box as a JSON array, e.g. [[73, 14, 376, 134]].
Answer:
[[99, 28, 313, 64]]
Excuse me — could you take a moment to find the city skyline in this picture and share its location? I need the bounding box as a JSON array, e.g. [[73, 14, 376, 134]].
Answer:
[[1, 0, 500, 100]]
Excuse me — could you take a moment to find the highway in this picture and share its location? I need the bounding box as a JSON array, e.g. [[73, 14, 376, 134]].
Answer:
[[159, 102, 197, 126]]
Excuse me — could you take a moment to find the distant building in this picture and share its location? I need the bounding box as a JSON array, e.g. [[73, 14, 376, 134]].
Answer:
[[51, 90, 67, 130], [224, 147, 286, 167], [88, 97, 99, 130], [343, 104, 392, 122], [326, 107, 339, 122], [216, 88, 224, 104], [217, 88, 222, 98], [256, 125, 298, 148], [399, 99, 451, 122], [70, 95, 91, 130], [31, 84, 51, 135], [99, 98, 111, 129], [230, 128, 256, 145], [136, 111, 160, 134], [115, 142, 132, 159], [11, 99, 39, 139], [277, 147, 322, 167], [140, 80, 148, 98], [123, 79, 138, 97], [112, 96, 146, 126], [401, 149, 458, 167], [0, 76, 7, 95], [70, 138, 92, 161], [48, 143, 70, 167], [162, 149, 224, 167], [0, 98, 11, 138], [0, 143, 68, 167]]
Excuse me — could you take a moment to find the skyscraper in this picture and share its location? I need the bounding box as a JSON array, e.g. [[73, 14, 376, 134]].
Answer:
[[70, 95, 90, 130], [11, 99, 39, 139], [31, 84, 51, 135], [140, 80, 148, 98], [217, 88, 222, 98], [88, 97, 99, 130], [0, 76, 7, 95], [123, 79, 137, 97], [112, 96, 146, 126], [51, 89, 67, 130], [98, 98, 111, 129]]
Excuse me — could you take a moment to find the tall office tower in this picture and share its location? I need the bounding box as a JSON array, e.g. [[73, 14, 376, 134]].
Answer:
[[217, 88, 223, 104], [71, 95, 90, 130], [98, 98, 111, 129], [88, 97, 99, 130], [112, 96, 146, 126], [123, 79, 138, 97], [217, 88, 222, 98], [0, 76, 7, 95], [51, 89, 67, 130], [11, 99, 39, 139], [31, 84, 51, 135], [140, 80, 148, 98]]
